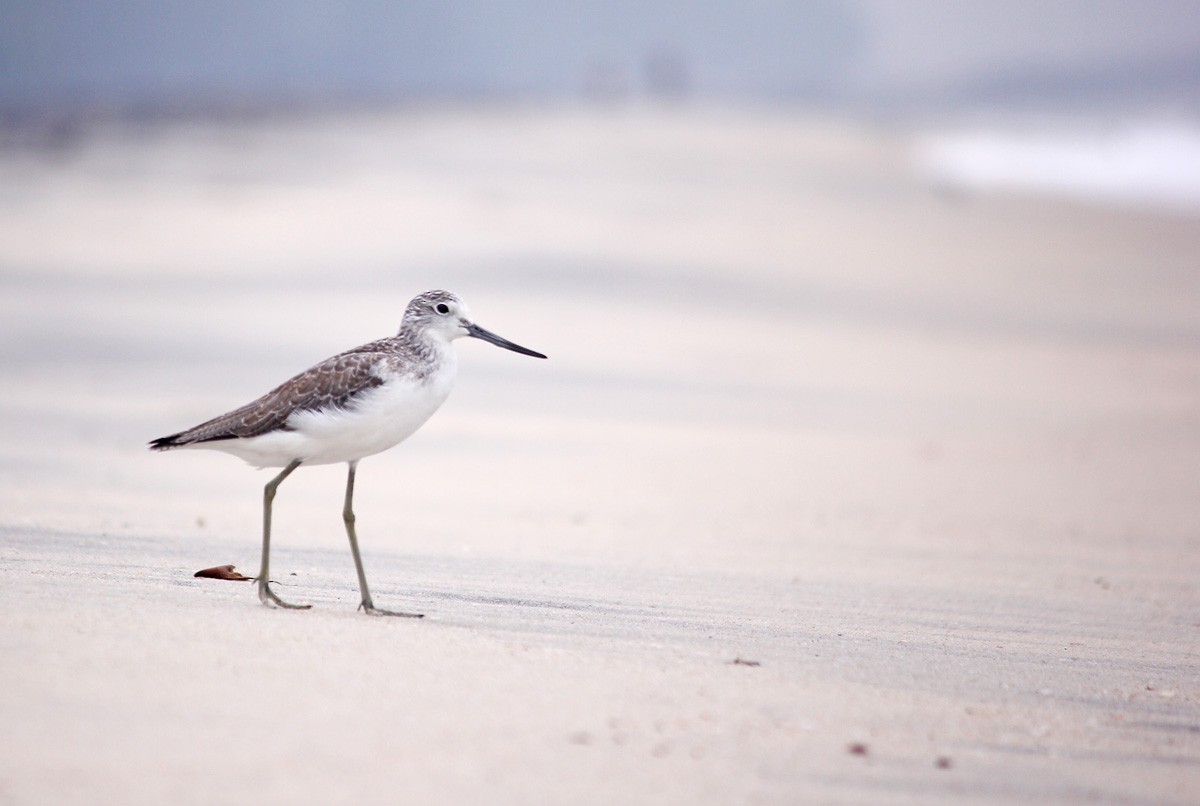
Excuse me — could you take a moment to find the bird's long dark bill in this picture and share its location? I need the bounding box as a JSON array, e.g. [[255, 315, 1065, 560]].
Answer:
[[466, 323, 547, 358]]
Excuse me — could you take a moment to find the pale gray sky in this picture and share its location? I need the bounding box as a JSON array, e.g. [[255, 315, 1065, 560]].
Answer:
[[0, 1, 1197, 109], [855, 0, 1200, 96]]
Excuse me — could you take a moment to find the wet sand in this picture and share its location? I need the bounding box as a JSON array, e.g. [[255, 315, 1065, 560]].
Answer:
[[1, 105, 1198, 804]]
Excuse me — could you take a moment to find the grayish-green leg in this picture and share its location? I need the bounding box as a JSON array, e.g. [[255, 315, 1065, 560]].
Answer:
[[258, 459, 310, 610], [343, 461, 423, 618]]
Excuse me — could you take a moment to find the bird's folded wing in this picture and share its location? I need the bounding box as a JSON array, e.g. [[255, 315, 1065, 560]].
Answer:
[[161, 352, 387, 445]]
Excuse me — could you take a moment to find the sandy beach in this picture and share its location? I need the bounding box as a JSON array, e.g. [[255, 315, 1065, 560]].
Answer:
[[1, 104, 1198, 804]]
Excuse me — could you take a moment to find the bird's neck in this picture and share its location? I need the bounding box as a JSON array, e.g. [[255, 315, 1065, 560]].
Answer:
[[394, 328, 455, 376]]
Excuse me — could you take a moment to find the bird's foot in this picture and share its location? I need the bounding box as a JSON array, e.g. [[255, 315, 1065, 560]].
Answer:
[[258, 583, 312, 610], [359, 600, 423, 618]]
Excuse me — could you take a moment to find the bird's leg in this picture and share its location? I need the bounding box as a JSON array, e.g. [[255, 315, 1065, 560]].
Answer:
[[258, 459, 310, 610], [343, 461, 423, 618]]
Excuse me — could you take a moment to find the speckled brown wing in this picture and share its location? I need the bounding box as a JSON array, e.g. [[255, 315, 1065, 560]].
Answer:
[[150, 350, 387, 449]]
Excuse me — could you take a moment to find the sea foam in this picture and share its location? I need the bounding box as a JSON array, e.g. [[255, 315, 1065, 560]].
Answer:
[[916, 119, 1200, 215]]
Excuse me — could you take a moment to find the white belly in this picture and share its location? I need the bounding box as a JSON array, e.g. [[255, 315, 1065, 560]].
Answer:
[[203, 363, 457, 468]]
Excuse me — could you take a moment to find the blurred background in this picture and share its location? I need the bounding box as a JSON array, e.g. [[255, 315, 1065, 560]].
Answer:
[[3, 1, 1200, 208], [0, 1, 1198, 572], [3, 1, 1200, 111]]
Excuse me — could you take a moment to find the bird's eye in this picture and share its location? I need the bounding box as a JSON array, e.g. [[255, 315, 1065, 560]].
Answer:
[[435, 303, 450, 315]]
